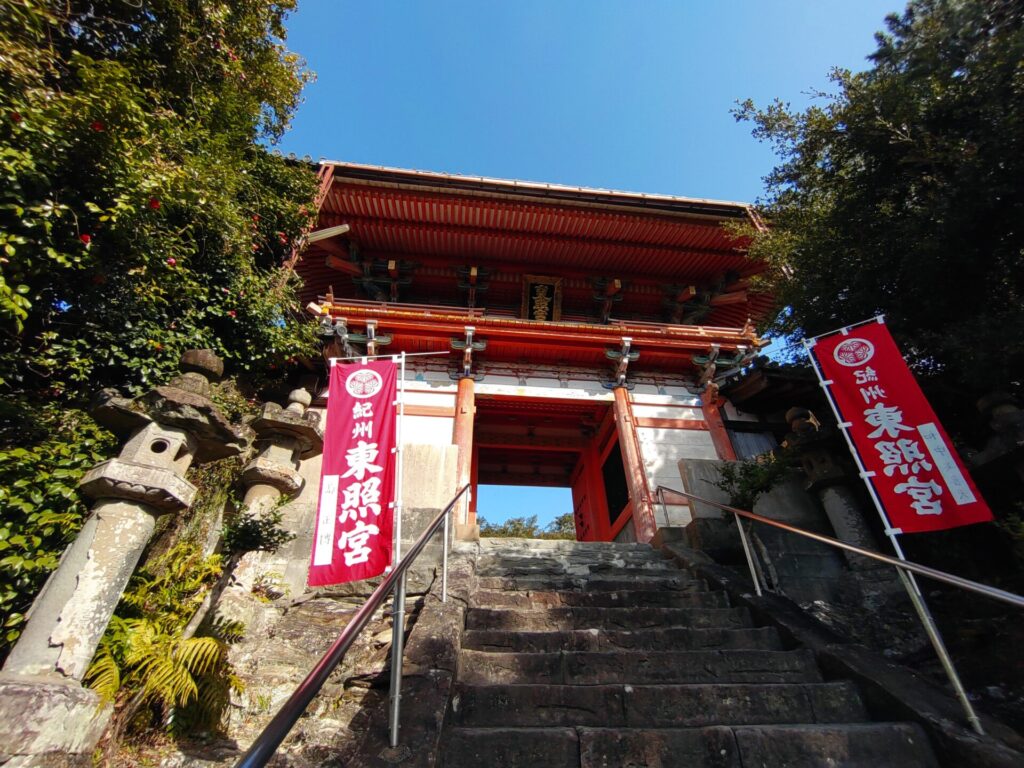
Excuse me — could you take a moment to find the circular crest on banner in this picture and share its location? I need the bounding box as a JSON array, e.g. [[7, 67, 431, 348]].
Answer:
[[345, 368, 383, 398], [833, 337, 875, 367]]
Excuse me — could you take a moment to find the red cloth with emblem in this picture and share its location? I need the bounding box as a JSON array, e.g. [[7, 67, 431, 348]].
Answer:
[[308, 360, 397, 586], [811, 320, 992, 533]]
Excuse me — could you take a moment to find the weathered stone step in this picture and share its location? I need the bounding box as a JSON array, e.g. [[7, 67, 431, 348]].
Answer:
[[476, 574, 702, 592], [449, 681, 867, 728], [465, 606, 752, 632], [476, 552, 673, 568], [471, 588, 729, 609], [475, 563, 674, 577], [462, 626, 785, 653], [472, 539, 658, 553], [476, 564, 678, 580], [442, 727, 579, 768], [442, 723, 938, 767], [458, 649, 822, 685]]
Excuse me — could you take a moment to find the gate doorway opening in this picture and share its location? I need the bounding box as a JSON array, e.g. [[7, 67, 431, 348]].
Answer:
[[470, 395, 632, 542], [475, 485, 574, 538]]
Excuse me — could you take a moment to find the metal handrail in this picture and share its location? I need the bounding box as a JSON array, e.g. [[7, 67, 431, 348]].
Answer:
[[655, 485, 1024, 610], [235, 484, 471, 768], [657, 484, 1024, 736]]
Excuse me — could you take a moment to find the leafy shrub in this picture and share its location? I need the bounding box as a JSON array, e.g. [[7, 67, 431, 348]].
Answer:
[[223, 504, 295, 554], [0, 1, 318, 400], [712, 449, 795, 511], [0, 402, 114, 655], [85, 542, 244, 734]]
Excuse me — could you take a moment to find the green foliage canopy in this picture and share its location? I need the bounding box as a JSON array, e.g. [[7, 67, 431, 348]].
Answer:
[[479, 512, 577, 540], [0, 0, 319, 399], [736, 0, 1024, 417], [0, 0, 318, 663]]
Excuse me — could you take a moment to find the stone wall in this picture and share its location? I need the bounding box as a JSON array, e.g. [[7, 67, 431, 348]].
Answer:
[[676, 458, 849, 604]]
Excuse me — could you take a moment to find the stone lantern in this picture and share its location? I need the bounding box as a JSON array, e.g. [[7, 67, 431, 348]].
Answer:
[[0, 350, 251, 765], [240, 388, 323, 519], [784, 406, 898, 602]]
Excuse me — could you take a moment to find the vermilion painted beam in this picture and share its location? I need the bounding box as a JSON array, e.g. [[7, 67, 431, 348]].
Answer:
[[403, 405, 456, 418], [322, 306, 759, 352], [474, 434, 586, 452], [709, 290, 748, 307], [323, 252, 362, 276], [319, 214, 749, 270]]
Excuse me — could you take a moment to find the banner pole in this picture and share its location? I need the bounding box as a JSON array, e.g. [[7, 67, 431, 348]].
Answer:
[[393, 352, 406, 563], [388, 352, 407, 747], [802, 334, 984, 735]]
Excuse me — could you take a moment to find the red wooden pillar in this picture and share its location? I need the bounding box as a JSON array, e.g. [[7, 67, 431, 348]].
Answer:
[[611, 386, 657, 542], [469, 444, 479, 522], [702, 394, 737, 461], [452, 376, 476, 528]]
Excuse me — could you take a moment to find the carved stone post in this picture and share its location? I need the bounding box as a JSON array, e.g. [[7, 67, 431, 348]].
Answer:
[[0, 350, 251, 764], [240, 388, 323, 528], [785, 407, 897, 599], [968, 392, 1024, 484]]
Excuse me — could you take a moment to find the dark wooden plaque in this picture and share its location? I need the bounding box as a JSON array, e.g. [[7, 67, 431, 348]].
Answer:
[[521, 275, 563, 321]]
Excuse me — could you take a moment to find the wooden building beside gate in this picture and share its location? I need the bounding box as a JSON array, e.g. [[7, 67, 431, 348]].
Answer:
[[297, 162, 772, 542]]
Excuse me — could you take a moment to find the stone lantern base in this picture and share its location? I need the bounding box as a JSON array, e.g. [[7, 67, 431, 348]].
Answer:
[[0, 673, 111, 767]]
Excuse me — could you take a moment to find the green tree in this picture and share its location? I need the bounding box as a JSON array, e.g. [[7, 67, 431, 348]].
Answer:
[[0, 0, 318, 399], [0, 0, 318, 660], [546, 513, 577, 539], [479, 512, 577, 540], [735, 0, 1024, 426], [479, 514, 543, 538]]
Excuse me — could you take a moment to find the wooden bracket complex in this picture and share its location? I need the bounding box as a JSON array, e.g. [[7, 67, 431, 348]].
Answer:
[[450, 325, 487, 380], [604, 337, 639, 389]]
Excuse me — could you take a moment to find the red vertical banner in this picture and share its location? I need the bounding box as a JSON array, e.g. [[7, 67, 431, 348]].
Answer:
[[309, 360, 398, 586], [810, 319, 992, 534]]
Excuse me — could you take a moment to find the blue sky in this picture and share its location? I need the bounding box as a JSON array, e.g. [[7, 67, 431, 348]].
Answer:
[[281, 1, 902, 524], [279, 0, 900, 205]]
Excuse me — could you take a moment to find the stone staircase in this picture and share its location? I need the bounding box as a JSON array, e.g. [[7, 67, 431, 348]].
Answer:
[[439, 538, 939, 767]]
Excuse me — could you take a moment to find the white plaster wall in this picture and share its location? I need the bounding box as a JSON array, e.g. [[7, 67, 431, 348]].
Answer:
[[407, 370, 457, 390], [638, 425, 718, 528], [475, 379, 614, 403], [631, 403, 704, 421], [566, 378, 611, 395], [403, 415, 455, 445], [401, 389, 456, 407], [631, 393, 702, 408]]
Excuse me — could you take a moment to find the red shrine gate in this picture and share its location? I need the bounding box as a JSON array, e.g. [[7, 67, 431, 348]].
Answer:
[[298, 161, 768, 543]]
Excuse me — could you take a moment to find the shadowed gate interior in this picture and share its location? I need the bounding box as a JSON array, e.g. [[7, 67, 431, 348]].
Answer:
[[471, 395, 633, 541]]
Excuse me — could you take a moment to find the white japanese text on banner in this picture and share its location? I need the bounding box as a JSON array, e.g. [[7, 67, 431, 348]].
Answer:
[[309, 360, 397, 586], [811, 320, 992, 534]]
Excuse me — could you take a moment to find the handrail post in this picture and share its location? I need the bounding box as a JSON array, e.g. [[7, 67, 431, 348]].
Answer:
[[660, 485, 763, 596], [233, 485, 470, 768], [895, 567, 984, 735], [441, 507, 450, 603], [733, 512, 764, 596], [654, 485, 1017, 737], [387, 571, 407, 747]]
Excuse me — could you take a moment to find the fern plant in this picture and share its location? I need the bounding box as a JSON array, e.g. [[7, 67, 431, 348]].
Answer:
[[85, 542, 245, 734]]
